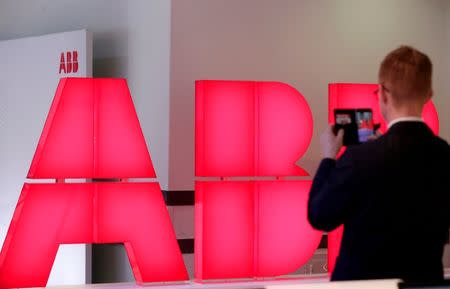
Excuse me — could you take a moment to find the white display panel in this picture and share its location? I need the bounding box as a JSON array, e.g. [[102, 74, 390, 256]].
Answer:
[[0, 30, 93, 285]]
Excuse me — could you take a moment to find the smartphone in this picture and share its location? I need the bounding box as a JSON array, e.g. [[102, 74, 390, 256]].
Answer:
[[334, 108, 374, 146]]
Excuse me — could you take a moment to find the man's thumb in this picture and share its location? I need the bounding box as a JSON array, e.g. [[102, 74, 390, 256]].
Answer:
[[337, 128, 344, 140]]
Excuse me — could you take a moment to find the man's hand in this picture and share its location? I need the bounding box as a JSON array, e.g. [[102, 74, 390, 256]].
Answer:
[[367, 123, 382, 141], [367, 130, 382, 141], [320, 125, 344, 160]]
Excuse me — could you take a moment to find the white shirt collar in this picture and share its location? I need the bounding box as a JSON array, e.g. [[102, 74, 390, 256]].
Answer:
[[388, 117, 423, 129]]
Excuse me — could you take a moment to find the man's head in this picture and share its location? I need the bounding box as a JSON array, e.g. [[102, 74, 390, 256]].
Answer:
[[378, 46, 433, 121]]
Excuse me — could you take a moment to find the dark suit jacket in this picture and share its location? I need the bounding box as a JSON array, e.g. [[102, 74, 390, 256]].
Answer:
[[308, 121, 450, 281]]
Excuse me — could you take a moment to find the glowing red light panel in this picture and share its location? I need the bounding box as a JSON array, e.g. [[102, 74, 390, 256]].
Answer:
[[196, 81, 313, 177], [0, 183, 187, 288], [195, 80, 321, 280], [327, 83, 440, 275], [195, 181, 321, 279], [328, 83, 439, 134], [27, 78, 156, 179]]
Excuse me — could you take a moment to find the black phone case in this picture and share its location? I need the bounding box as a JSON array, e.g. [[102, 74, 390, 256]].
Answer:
[[334, 109, 360, 146]]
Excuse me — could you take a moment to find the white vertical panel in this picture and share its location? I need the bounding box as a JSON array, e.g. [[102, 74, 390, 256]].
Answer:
[[0, 30, 92, 285]]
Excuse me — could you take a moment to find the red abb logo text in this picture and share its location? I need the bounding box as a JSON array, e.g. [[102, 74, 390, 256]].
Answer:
[[59, 51, 78, 74], [0, 79, 322, 288], [0, 80, 440, 288]]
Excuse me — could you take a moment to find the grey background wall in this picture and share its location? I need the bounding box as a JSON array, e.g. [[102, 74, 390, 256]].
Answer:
[[170, 0, 450, 190], [0, 0, 449, 282], [170, 0, 450, 274]]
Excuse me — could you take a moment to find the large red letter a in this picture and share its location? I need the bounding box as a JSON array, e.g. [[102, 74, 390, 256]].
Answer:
[[0, 78, 188, 288]]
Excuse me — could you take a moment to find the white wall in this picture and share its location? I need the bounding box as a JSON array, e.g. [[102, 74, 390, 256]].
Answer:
[[0, 29, 92, 286], [170, 0, 450, 190], [128, 0, 171, 191]]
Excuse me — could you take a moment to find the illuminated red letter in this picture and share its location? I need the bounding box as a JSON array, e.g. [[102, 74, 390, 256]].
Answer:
[[328, 83, 439, 135], [195, 80, 321, 279], [0, 78, 188, 288], [59, 52, 66, 74], [72, 51, 78, 73], [66, 52, 72, 73]]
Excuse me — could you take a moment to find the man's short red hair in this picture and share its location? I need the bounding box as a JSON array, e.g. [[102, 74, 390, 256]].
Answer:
[[379, 46, 432, 105]]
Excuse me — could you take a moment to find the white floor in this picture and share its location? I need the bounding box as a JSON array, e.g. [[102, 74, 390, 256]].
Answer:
[[39, 269, 450, 289], [46, 278, 403, 289]]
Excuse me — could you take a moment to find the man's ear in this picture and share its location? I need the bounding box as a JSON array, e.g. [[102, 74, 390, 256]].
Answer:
[[381, 89, 389, 105]]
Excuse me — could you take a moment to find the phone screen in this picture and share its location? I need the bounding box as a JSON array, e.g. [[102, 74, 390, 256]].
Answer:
[[356, 110, 374, 143], [334, 108, 374, 146], [336, 113, 352, 125], [334, 110, 358, 146]]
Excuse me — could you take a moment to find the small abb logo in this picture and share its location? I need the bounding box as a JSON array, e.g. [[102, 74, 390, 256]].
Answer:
[[59, 51, 78, 74]]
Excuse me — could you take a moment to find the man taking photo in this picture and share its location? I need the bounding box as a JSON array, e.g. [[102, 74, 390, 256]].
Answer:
[[308, 46, 450, 282]]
